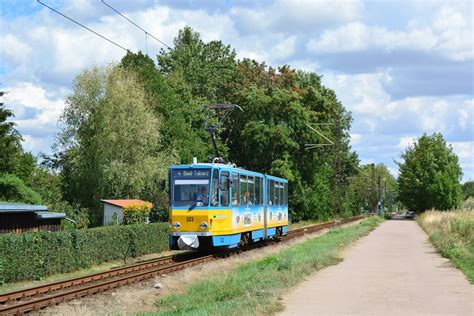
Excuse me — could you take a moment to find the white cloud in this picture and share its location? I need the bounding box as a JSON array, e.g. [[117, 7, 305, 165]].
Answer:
[[0, 0, 472, 182], [350, 133, 362, 145], [271, 36, 297, 61], [450, 141, 474, 181], [307, 4, 472, 61], [322, 72, 391, 116], [3, 82, 65, 154], [307, 21, 437, 54], [231, 0, 363, 35], [450, 141, 473, 160], [398, 136, 416, 150], [322, 71, 473, 181], [0, 34, 32, 64]]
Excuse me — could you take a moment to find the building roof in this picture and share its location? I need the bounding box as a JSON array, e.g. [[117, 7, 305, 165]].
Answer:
[[0, 202, 48, 213], [101, 199, 153, 209], [0, 203, 66, 220], [35, 212, 67, 219]]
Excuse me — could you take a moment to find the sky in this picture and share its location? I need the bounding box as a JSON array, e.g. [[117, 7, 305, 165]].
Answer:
[[0, 0, 473, 181]]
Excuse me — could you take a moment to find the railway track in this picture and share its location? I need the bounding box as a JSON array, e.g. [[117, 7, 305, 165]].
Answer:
[[0, 215, 365, 315]]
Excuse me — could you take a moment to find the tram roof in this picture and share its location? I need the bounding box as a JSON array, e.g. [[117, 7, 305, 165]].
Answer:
[[169, 163, 287, 182]]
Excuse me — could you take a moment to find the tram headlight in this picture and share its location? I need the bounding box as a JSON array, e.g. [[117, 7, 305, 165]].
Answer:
[[200, 222, 208, 230], [173, 222, 181, 230]]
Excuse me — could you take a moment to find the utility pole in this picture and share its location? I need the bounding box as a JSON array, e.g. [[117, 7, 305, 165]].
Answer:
[[389, 190, 393, 213], [377, 174, 382, 215], [332, 112, 343, 218]]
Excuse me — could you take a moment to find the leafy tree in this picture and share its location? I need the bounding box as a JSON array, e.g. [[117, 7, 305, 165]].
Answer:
[[0, 95, 22, 175], [0, 173, 42, 204], [398, 133, 462, 212], [221, 60, 358, 220], [461, 181, 474, 200], [346, 163, 397, 214], [158, 26, 237, 102], [56, 65, 177, 225], [120, 51, 211, 163]]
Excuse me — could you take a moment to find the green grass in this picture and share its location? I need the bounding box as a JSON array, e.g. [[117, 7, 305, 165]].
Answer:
[[417, 210, 474, 283], [149, 216, 383, 316]]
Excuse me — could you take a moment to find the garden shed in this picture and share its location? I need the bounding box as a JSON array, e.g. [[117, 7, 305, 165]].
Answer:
[[0, 202, 66, 233], [102, 199, 152, 225]]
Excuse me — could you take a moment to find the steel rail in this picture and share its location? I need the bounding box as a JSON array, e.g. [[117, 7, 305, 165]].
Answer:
[[0, 215, 365, 315], [0, 251, 200, 304]]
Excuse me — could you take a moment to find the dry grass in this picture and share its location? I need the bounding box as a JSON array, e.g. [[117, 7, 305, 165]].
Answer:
[[417, 209, 474, 283]]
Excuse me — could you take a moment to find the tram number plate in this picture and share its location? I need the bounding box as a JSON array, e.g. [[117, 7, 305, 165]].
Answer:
[[186, 216, 194, 222]]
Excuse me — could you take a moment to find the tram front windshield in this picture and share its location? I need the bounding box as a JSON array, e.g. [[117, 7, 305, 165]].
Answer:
[[172, 169, 210, 206]]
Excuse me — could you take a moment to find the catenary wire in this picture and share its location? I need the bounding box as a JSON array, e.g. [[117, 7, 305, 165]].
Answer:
[[37, 0, 129, 52], [101, 0, 172, 49]]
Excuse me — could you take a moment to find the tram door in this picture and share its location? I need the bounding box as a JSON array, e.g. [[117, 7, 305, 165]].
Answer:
[[263, 178, 268, 239]]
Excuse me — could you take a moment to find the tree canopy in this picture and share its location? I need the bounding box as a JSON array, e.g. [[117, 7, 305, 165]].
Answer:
[[56, 65, 177, 224], [398, 133, 462, 212]]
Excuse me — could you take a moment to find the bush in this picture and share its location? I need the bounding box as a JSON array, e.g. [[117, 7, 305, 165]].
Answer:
[[122, 203, 152, 225], [0, 173, 42, 204], [0, 222, 169, 283]]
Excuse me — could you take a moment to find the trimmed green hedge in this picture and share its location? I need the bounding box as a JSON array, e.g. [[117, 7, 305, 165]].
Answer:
[[0, 223, 169, 284]]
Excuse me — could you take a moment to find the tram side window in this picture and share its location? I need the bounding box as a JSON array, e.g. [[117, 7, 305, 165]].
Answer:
[[220, 171, 230, 207], [269, 180, 275, 205], [232, 173, 239, 206], [280, 183, 284, 206], [240, 175, 247, 206], [275, 182, 280, 205], [211, 170, 219, 206], [255, 177, 261, 206], [247, 176, 255, 205], [284, 183, 288, 206]]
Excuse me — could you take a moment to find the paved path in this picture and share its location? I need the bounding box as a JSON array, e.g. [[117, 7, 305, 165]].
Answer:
[[280, 220, 474, 316]]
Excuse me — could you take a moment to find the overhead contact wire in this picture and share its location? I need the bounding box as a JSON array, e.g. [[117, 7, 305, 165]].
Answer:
[[101, 0, 172, 49], [37, 0, 129, 52]]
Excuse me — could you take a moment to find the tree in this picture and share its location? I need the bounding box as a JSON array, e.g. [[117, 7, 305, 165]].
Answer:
[[0, 173, 42, 204], [398, 133, 462, 212], [346, 163, 397, 214], [0, 92, 22, 175], [461, 181, 474, 200], [56, 65, 177, 225], [120, 51, 212, 164]]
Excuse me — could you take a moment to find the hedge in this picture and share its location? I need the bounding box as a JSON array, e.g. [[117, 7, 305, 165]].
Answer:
[[0, 222, 169, 284]]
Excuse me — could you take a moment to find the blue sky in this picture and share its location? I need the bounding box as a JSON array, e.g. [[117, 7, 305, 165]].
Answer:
[[0, 0, 473, 181]]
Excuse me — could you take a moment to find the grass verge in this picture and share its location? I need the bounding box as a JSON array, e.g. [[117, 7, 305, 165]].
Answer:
[[151, 216, 383, 316], [417, 209, 474, 283]]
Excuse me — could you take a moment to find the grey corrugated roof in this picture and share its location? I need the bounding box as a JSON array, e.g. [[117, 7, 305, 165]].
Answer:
[[35, 211, 67, 219], [0, 202, 48, 212]]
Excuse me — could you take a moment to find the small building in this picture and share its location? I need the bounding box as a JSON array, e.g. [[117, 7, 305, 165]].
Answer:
[[0, 202, 66, 233], [102, 199, 153, 225]]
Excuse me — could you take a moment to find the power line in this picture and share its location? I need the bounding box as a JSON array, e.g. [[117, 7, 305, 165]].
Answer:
[[37, 0, 129, 52], [101, 0, 172, 50]]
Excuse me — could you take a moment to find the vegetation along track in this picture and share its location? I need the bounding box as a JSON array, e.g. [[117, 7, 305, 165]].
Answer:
[[0, 215, 365, 315]]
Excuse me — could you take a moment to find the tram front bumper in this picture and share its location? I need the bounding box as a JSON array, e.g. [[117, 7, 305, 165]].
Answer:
[[177, 235, 200, 250]]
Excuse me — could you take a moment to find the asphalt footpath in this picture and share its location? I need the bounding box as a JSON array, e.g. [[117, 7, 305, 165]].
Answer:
[[279, 220, 474, 316]]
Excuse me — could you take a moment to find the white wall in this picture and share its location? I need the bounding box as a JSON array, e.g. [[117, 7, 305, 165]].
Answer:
[[103, 204, 123, 225]]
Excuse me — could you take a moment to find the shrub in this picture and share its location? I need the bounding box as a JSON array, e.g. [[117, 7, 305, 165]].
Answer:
[[0, 222, 169, 283], [122, 203, 152, 225]]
